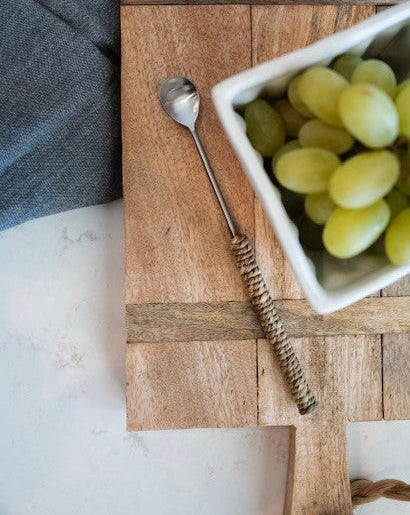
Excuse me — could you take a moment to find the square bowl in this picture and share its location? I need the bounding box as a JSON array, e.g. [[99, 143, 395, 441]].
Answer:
[[212, 3, 410, 314]]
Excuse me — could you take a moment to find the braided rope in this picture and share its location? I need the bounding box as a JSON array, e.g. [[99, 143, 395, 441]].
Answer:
[[231, 234, 316, 415], [351, 479, 410, 507]]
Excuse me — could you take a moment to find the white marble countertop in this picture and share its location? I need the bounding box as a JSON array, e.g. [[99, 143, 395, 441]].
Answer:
[[1, 200, 409, 514]]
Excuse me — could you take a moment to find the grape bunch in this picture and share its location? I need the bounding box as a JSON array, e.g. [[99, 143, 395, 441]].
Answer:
[[244, 55, 410, 266]]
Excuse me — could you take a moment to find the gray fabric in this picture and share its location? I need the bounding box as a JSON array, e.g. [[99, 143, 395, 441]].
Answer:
[[0, 0, 121, 231]]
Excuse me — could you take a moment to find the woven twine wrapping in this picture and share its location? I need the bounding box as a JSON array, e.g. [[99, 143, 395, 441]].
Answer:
[[231, 234, 316, 415]]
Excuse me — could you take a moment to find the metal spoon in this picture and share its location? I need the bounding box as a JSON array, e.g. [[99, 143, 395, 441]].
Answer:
[[159, 77, 237, 237], [159, 77, 316, 415]]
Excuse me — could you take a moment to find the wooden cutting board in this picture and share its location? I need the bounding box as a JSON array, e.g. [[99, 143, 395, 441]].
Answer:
[[121, 2, 410, 513]]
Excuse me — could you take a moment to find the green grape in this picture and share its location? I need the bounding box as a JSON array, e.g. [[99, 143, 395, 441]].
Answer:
[[396, 79, 410, 97], [386, 189, 410, 219], [329, 151, 400, 209], [304, 192, 335, 225], [287, 76, 312, 117], [296, 213, 324, 250], [272, 140, 301, 167], [332, 54, 363, 81], [385, 207, 410, 265], [244, 99, 285, 157], [397, 149, 410, 196], [323, 199, 390, 258], [298, 67, 348, 127], [275, 147, 340, 194], [339, 83, 399, 148], [274, 99, 309, 137], [298, 119, 354, 155], [351, 59, 397, 98], [395, 84, 410, 140]]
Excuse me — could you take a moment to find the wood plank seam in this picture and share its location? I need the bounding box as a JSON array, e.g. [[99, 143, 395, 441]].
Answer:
[[126, 297, 410, 341], [121, 1, 402, 6]]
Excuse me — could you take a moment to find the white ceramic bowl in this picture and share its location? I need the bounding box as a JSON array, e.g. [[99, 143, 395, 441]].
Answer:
[[212, 3, 410, 314]]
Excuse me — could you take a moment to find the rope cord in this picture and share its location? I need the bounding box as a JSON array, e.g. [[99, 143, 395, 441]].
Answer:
[[351, 479, 410, 507]]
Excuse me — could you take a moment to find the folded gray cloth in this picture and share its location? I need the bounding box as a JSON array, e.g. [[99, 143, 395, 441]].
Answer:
[[0, 0, 121, 231]]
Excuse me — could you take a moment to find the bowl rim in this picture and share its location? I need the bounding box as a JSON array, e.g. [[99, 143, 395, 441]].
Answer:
[[212, 3, 410, 314]]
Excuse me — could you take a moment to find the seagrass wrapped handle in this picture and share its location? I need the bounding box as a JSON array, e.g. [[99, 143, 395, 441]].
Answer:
[[231, 233, 317, 415]]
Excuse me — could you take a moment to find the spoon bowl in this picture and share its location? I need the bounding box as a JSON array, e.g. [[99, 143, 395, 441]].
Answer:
[[159, 77, 200, 131], [159, 76, 237, 237]]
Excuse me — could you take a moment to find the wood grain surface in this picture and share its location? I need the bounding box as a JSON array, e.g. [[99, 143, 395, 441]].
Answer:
[[122, 3, 409, 513], [127, 297, 410, 342], [122, 5, 257, 431], [126, 339, 257, 430], [122, 0, 401, 5], [122, 5, 253, 305], [252, 5, 380, 513], [258, 335, 382, 513], [383, 276, 410, 420]]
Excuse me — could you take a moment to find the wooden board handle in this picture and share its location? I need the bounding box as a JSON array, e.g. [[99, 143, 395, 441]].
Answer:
[[231, 234, 317, 415], [285, 421, 352, 514]]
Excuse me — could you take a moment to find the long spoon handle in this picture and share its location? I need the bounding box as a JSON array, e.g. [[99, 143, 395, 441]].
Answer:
[[191, 130, 237, 237], [231, 233, 317, 415], [190, 128, 315, 414]]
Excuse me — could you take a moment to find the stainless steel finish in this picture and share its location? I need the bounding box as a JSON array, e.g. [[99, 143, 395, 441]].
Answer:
[[190, 130, 237, 237], [159, 77, 199, 132], [159, 77, 238, 237]]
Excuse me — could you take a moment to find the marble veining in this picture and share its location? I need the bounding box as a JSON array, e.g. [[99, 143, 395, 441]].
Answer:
[[0, 200, 409, 514]]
